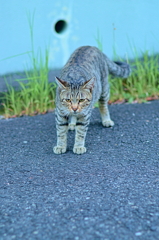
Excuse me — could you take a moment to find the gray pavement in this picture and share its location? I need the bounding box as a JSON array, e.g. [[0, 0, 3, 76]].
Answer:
[[0, 100, 159, 240]]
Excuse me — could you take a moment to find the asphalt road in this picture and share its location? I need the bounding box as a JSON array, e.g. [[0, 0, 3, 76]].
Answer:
[[0, 100, 159, 240]]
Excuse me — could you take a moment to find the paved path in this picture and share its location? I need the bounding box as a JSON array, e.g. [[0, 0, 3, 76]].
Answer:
[[0, 101, 159, 240]]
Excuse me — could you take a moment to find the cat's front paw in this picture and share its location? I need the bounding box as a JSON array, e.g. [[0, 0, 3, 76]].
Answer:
[[53, 146, 67, 154], [73, 146, 86, 154], [102, 119, 114, 127]]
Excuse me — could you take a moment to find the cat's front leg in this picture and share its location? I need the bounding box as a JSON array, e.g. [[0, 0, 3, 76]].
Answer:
[[73, 117, 89, 154], [53, 114, 68, 154], [68, 115, 77, 130]]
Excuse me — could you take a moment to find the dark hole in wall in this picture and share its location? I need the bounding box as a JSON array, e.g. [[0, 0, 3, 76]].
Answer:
[[54, 20, 67, 34]]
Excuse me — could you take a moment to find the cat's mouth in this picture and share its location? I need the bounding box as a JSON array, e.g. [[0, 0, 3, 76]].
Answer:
[[71, 109, 79, 114], [72, 107, 78, 112]]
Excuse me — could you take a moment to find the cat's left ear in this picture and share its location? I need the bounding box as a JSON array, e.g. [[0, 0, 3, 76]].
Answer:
[[83, 77, 95, 90], [55, 77, 68, 89]]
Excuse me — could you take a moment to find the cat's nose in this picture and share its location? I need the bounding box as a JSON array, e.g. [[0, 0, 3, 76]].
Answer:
[[72, 106, 78, 112]]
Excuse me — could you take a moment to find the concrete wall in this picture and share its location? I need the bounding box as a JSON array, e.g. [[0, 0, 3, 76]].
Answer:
[[0, 0, 159, 75]]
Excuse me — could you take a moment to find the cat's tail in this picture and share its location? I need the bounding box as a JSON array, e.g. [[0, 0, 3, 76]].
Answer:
[[107, 59, 131, 78]]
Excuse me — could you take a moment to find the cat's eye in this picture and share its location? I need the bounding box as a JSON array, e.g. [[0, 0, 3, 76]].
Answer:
[[65, 99, 71, 102], [79, 99, 85, 103]]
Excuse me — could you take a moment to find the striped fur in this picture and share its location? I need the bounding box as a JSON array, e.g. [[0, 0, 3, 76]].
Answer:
[[53, 46, 131, 154]]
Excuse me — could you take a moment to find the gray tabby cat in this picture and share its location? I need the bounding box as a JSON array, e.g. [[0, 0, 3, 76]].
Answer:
[[53, 46, 131, 154]]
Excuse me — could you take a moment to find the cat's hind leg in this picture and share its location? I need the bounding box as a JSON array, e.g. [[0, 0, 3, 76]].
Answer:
[[98, 97, 114, 127]]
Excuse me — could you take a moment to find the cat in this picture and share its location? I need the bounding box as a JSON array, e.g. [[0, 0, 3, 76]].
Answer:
[[53, 46, 131, 154]]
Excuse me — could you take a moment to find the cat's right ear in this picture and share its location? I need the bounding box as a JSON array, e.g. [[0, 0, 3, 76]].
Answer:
[[82, 77, 95, 91], [55, 77, 68, 89]]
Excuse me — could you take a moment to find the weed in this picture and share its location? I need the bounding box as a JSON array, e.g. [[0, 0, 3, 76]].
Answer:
[[1, 11, 56, 118], [1, 27, 159, 119], [95, 31, 159, 103], [109, 52, 159, 103], [95, 29, 103, 52]]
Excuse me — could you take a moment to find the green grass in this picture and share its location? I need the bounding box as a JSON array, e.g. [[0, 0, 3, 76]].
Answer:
[[1, 59, 56, 118], [1, 11, 56, 118], [95, 32, 159, 104], [94, 29, 103, 52], [109, 52, 159, 103], [0, 27, 159, 118]]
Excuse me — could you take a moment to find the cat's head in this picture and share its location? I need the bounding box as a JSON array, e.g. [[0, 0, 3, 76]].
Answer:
[[55, 77, 95, 113]]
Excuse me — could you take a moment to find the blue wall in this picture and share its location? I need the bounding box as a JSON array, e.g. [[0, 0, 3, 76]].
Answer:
[[0, 0, 159, 75]]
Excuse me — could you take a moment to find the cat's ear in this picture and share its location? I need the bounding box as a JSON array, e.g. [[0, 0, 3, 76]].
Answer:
[[55, 77, 68, 89], [83, 77, 95, 90]]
